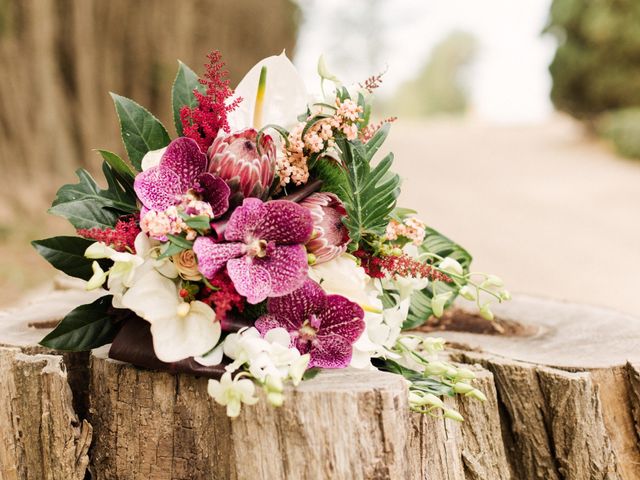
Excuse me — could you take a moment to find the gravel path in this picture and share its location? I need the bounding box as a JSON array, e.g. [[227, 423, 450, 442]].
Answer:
[[388, 116, 640, 316]]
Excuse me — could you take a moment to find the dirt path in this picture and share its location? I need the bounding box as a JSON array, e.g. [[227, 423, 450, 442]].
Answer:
[[388, 115, 640, 316]]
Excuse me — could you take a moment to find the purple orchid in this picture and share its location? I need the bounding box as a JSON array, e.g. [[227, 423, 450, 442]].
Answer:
[[134, 137, 230, 216], [193, 198, 313, 304], [255, 279, 365, 368]]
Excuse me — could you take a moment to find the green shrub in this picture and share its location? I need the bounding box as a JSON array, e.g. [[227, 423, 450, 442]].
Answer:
[[597, 108, 640, 159], [546, 0, 640, 120]]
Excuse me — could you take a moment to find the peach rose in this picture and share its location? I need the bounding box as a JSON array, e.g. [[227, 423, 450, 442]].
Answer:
[[172, 249, 202, 281]]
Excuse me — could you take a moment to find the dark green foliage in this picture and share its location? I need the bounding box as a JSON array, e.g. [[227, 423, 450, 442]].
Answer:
[[40, 296, 120, 351], [31, 236, 107, 281]]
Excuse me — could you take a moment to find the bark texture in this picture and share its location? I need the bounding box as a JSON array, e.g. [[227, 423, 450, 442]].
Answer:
[[1, 288, 639, 479], [0, 347, 92, 480]]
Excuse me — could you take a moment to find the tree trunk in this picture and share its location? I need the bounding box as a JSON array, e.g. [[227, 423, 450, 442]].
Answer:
[[1, 284, 639, 479]]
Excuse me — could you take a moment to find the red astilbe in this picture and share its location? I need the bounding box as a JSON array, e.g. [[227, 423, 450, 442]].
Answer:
[[77, 216, 140, 252], [199, 269, 245, 321], [180, 51, 242, 152], [353, 250, 452, 283]]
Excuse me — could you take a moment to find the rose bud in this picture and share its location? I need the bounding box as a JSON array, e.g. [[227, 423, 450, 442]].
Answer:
[[299, 192, 350, 264], [208, 128, 276, 204]]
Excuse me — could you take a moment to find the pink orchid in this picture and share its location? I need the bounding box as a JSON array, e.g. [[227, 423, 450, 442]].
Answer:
[[134, 137, 230, 216], [193, 198, 313, 304], [255, 279, 365, 368]]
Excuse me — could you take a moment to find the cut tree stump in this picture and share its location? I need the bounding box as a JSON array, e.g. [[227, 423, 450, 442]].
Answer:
[[1, 282, 639, 479]]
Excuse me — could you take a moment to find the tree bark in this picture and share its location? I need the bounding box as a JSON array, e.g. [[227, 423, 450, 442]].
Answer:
[[2, 286, 639, 479]]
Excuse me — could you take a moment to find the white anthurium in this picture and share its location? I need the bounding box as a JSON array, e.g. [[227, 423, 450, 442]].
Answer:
[[119, 269, 221, 362], [226, 51, 308, 132], [207, 372, 259, 418], [140, 146, 167, 171]]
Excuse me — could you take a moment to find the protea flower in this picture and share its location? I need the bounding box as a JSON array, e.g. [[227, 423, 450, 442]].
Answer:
[[207, 128, 276, 204], [299, 192, 350, 264]]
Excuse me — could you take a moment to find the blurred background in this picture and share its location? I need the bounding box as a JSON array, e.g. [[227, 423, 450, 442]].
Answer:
[[0, 0, 639, 315]]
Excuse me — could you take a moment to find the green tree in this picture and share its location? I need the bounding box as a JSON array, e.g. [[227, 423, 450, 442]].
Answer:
[[546, 0, 640, 121]]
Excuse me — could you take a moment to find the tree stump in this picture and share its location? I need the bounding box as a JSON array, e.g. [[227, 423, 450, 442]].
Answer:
[[430, 295, 640, 480], [1, 283, 639, 479]]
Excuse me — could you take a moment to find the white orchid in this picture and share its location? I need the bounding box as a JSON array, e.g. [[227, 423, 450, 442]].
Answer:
[[207, 372, 259, 418], [226, 51, 308, 132], [439, 257, 464, 276]]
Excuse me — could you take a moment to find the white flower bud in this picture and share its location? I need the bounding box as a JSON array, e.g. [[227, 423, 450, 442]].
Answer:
[[455, 367, 476, 380], [444, 408, 464, 422], [485, 274, 504, 287], [439, 257, 463, 276], [467, 389, 487, 402], [423, 361, 449, 376], [499, 290, 512, 301], [453, 382, 474, 394], [479, 303, 494, 321], [431, 292, 452, 318], [459, 285, 476, 301], [86, 261, 108, 290]]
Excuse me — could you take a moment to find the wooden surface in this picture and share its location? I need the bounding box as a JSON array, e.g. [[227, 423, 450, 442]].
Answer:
[[1, 286, 640, 479]]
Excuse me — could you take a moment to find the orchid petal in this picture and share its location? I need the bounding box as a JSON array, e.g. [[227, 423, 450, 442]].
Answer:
[[141, 146, 167, 171], [160, 137, 208, 191], [196, 173, 230, 217], [254, 244, 308, 297], [266, 279, 326, 328], [227, 258, 271, 304], [134, 166, 182, 212], [309, 333, 353, 369], [252, 200, 313, 244], [317, 294, 365, 343], [193, 237, 244, 279]]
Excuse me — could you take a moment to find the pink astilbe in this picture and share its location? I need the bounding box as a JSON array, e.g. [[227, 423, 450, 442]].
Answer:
[[77, 216, 140, 253], [353, 250, 453, 283], [180, 51, 242, 152]]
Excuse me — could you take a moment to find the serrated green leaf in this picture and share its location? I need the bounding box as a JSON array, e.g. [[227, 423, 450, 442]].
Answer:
[[96, 149, 135, 192], [336, 135, 400, 243], [48, 163, 137, 230], [40, 296, 120, 351], [31, 236, 108, 280], [172, 61, 205, 136], [110, 92, 171, 171]]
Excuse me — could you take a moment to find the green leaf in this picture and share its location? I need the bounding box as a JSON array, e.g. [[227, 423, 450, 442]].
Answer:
[[110, 92, 171, 171], [403, 227, 473, 329], [171, 61, 205, 136], [48, 163, 137, 230], [302, 368, 321, 381], [157, 241, 187, 260], [96, 149, 135, 192], [31, 236, 107, 281], [311, 158, 350, 200], [166, 234, 194, 250], [373, 358, 454, 397], [335, 134, 400, 244], [184, 215, 211, 232], [40, 296, 120, 351]]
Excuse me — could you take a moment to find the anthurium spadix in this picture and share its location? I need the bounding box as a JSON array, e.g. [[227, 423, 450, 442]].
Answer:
[[226, 52, 308, 131]]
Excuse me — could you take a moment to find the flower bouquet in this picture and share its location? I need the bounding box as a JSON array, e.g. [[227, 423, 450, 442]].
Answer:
[[33, 51, 509, 419]]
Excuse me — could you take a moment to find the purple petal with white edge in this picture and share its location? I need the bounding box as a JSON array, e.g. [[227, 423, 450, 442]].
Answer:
[[160, 137, 207, 191], [196, 173, 230, 217], [316, 295, 365, 343], [255, 244, 308, 297], [227, 257, 271, 304], [309, 334, 353, 368], [253, 200, 314, 244], [255, 314, 298, 336], [224, 197, 264, 242], [267, 279, 326, 329], [193, 237, 244, 279], [134, 166, 182, 211]]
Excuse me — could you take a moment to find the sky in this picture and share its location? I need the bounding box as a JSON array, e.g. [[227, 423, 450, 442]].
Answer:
[[294, 0, 556, 124]]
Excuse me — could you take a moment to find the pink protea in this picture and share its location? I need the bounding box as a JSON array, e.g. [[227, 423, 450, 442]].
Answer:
[[208, 128, 276, 204], [193, 198, 313, 304], [255, 279, 365, 368], [299, 192, 350, 264]]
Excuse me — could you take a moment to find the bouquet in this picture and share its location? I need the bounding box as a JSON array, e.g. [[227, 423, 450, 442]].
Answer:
[[33, 51, 509, 419]]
